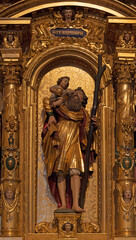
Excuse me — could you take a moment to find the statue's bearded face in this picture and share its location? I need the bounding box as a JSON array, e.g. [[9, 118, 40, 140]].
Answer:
[[67, 91, 82, 112]]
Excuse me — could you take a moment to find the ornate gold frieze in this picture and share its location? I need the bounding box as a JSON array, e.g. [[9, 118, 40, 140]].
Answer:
[[30, 7, 105, 56]]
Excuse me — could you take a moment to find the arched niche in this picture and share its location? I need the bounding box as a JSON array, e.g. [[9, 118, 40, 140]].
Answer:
[[20, 45, 114, 234]]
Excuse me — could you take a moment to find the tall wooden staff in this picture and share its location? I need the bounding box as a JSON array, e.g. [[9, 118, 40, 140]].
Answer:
[[80, 55, 106, 208]]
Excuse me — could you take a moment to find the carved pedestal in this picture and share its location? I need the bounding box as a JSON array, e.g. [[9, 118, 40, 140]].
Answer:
[[54, 211, 81, 240], [35, 209, 100, 240]]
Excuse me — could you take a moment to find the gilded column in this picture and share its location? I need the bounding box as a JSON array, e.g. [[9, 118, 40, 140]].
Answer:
[[0, 18, 31, 236], [105, 18, 136, 237], [0, 33, 22, 236], [114, 61, 136, 236]]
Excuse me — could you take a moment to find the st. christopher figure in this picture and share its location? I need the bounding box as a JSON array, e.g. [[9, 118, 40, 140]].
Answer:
[[42, 76, 96, 212]]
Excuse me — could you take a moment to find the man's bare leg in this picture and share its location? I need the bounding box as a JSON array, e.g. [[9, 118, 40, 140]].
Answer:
[[71, 174, 85, 212], [57, 173, 66, 209]]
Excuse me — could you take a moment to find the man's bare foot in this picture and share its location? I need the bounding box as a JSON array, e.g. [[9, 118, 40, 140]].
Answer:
[[72, 206, 85, 212]]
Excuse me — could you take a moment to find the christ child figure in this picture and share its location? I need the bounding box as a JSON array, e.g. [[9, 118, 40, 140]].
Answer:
[[49, 76, 70, 108]]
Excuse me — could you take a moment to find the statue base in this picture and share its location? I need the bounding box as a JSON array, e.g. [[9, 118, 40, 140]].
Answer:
[[35, 209, 101, 239], [54, 210, 81, 239]]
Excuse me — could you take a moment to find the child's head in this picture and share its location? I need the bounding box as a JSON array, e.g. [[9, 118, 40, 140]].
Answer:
[[57, 76, 70, 89]]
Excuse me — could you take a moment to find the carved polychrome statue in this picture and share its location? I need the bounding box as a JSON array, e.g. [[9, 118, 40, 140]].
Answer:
[[42, 78, 96, 212]]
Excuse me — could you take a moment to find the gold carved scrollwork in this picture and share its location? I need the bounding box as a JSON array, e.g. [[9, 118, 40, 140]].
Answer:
[[30, 8, 105, 55], [53, 9, 84, 28], [1, 183, 20, 222], [35, 219, 100, 234], [35, 220, 58, 233], [77, 219, 100, 233]]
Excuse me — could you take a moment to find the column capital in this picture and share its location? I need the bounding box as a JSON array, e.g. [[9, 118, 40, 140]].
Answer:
[[1, 63, 22, 85], [113, 62, 136, 85]]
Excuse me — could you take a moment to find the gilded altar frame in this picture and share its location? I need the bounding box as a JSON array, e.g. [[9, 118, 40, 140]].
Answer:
[[0, 1, 136, 240]]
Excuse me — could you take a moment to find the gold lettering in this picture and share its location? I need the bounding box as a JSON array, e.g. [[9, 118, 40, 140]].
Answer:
[[51, 28, 86, 37]]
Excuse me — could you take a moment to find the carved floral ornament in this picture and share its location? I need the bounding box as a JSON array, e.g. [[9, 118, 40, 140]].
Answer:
[[30, 8, 105, 55]]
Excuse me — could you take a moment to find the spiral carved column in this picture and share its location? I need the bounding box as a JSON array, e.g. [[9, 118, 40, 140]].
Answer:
[[0, 62, 22, 236], [114, 62, 136, 236]]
